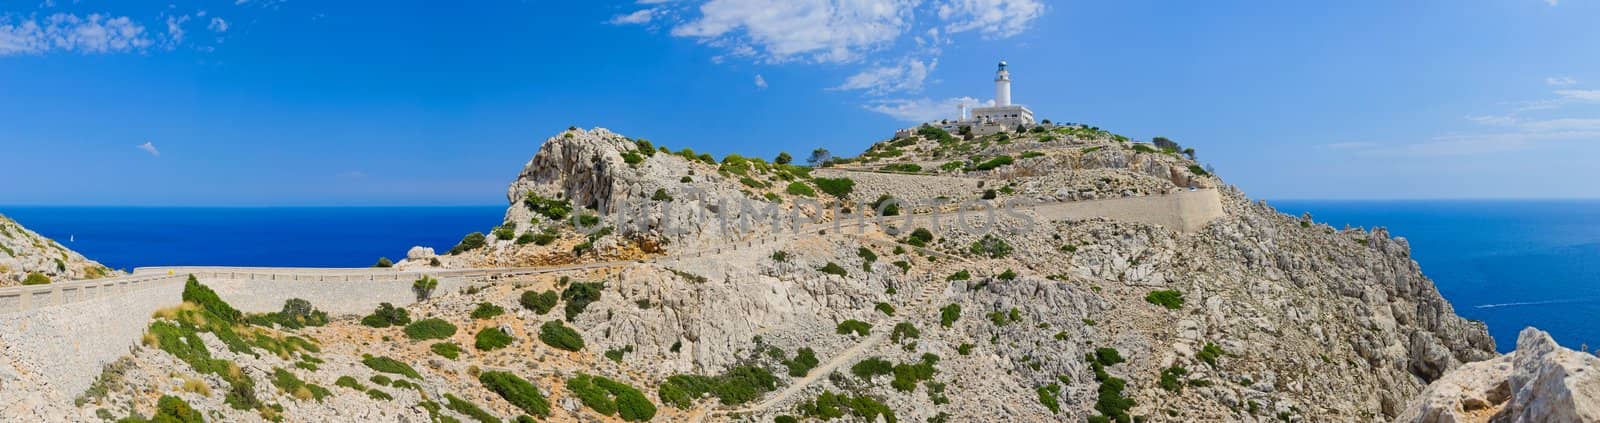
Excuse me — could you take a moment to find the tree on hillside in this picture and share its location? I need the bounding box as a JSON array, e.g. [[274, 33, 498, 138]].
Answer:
[[807, 148, 832, 166], [1153, 137, 1180, 151], [775, 152, 793, 165]]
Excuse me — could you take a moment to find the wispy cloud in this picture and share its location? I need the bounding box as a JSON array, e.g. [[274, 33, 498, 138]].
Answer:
[[208, 17, 229, 33], [609, 9, 657, 25], [832, 57, 936, 95], [137, 141, 160, 157], [0, 13, 154, 56], [864, 96, 991, 122], [665, 0, 919, 64], [753, 74, 767, 89], [937, 0, 1047, 38], [1546, 76, 1577, 86], [1556, 89, 1600, 102]]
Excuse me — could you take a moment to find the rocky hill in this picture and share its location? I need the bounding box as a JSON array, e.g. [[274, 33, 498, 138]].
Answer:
[[1400, 327, 1599, 423], [0, 213, 118, 287], [59, 124, 1503, 422]]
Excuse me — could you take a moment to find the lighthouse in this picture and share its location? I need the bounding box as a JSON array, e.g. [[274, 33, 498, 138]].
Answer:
[[995, 60, 1012, 106]]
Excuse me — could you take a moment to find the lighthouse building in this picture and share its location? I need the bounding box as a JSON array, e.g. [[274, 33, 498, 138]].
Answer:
[[895, 60, 1038, 138]]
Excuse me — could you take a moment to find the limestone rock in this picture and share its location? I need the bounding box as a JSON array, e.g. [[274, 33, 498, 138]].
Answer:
[[1399, 327, 1600, 423]]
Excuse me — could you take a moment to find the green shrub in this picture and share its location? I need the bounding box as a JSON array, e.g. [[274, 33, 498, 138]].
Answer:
[[1037, 383, 1062, 413], [370, 375, 392, 386], [519, 290, 558, 315], [335, 376, 366, 391], [770, 250, 789, 262], [470, 302, 506, 319], [850, 357, 893, 380], [905, 227, 934, 247], [890, 322, 920, 343], [621, 151, 644, 165], [566, 374, 657, 421], [523, 193, 573, 221], [1159, 366, 1188, 392], [939, 304, 961, 327], [431, 342, 462, 360], [360, 303, 411, 328], [403, 318, 457, 341], [785, 181, 816, 197], [873, 302, 894, 316], [412, 275, 440, 301], [444, 392, 502, 423], [818, 262, 848, 277], [1145, 289, 1185, 310], [651, 188, 673, 201], [152, 395, 204, 423], [969, 234, 1014, 258], [493, 225, 516, 241], [857, 246, 878, 264], [21, 272, 51, 285], [448, 232, 487, 255], [182, 275, 241, 324], [784, 348, 819, 377], [373, 257, 394, 268], [561, 281, 604, 321], [971, 155, 1014, 171], [836, 320, 871, 336], [538, 320, 585, 351], [946, 270, 971, 281], [658, 366, 777, 408], [812, 177, 855, 198], [1188, 164, 1210, 176], [475, 327, 514, 351], [367, 388, 394, 401], [881, 163, 922, 173], [1132, 144, 1157, 153], [889, 355, 938, 392], [1197, 342, 1225, 367], [362, 354, 420, 379], [998, 269, 1018, 280], [271, 367, 330, 401], [796, 391, 895, 422], [479, 371, 551, 417]]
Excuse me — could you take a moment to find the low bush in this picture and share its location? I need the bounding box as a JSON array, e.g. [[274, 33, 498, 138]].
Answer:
[[362, 354, 420, 379], [1037, 383, 1062, 413], [447, 232, 487, 255], [21, 272, 50, 285], [255, 298, 329, 329], [812, 177, 855, 199], [470, 302, 506, 319], [566, 374, 657, 422], [1145, 289, 1185, 310], [524, 193, 572, 221], [873, 302, 894, 316], [412, 276, 440, 302], [475, 327, 514, 351], [784, 348, 819, 377], [519, 290, 558, 315], [818, 262, 848, 277], [1197, 342, 1225, 367], [939, 304, 961, 327], [971, 155, 1014, 171], [785, 181, 816, 197], [479, 371, 552, 417], [905, 227, 934, 247], [493, 225, 516, 241], [182, 275, 241, 324], [271, 367, 330, 401], [443, 393, 501, 423], [1159, 366, 1188, 392], [836, 320, 871, 336], [796, 390, 895, 422], [538, 320, 585, 351], [889, 322, 920, 343], [403, 318, 457, 341], [334, 376, 366, 391], [431, 342, 461, 360], [151, 395, 204, 423], [561, 281, 604, 321], [360, 303, 411, 328], [969, 234, 1014, 258], [946, 270, 971, 281], [850, 357, 893, 380], [373, 257, 394, 268]]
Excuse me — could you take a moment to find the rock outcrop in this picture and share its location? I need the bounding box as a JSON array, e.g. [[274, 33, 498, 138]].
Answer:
[[1400, 327, 1600, 423], [0, 213, 118, 286]]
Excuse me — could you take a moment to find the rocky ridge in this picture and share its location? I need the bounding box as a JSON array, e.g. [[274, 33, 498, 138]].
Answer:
[[0, 213, 118, 287], [54, 124, 1502, 422], [1400, 327, 1599, 423]]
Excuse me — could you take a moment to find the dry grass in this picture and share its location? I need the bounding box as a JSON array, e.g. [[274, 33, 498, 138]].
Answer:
[[150, 302, 200, 320], [180, 376, 212, 396], [141, 332, 159, 348]]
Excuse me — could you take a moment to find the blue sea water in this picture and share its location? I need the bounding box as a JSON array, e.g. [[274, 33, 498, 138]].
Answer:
[[0, 206, 505, 270], [2, 202, 1594, 353], [1273, 200, 1600, 353]]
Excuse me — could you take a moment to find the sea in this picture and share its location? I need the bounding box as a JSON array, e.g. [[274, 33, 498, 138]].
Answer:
[[3, 201, 1596, 353]]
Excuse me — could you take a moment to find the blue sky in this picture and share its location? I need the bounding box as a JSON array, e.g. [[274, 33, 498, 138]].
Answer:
[[2, 0, 1597, 205]]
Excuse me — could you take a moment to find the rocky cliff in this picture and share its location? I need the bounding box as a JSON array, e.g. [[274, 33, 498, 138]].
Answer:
[[0, 213, 118, 287], [56, 125, 1499, 422], [1400, 327, 1599, 423]]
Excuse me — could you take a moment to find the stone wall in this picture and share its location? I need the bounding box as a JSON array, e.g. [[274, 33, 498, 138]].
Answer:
[[1029, 188, 1224, 233]]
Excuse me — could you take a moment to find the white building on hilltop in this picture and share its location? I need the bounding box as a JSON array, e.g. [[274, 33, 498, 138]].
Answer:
[[896, 60, 1038, 138], [968, 60, 1035, 126]]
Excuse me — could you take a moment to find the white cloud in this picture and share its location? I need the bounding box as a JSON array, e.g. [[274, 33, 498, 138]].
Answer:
[[0, 13, 153, 56], [864, 96, 991, 122], [1467, 115, 1518, 126], [832, 57, 936, 95], [164, 14, 190, 47], [1546, 76, 1577, 86], [754, 74, 768, 89], [137, 141, 160, 157], [937, 0, 1046, 38], [1556, 89, 1600, 102], [669, 0, 919, 63], [609, 9, 657, 25], [208, 17, 229, 33]]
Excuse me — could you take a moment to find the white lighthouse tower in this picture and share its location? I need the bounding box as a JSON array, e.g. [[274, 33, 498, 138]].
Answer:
[[970, 59, 1034, 128], [994, 60, 1012, 106]]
